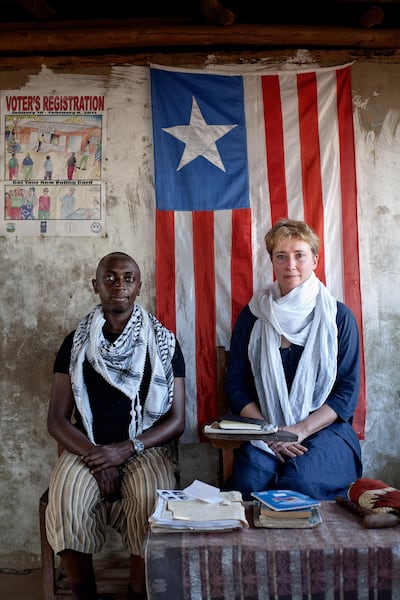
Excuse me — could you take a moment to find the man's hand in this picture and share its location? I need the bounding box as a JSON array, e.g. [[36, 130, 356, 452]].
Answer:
[[93, 466, 122, 501], [82, 443, 129, 473]]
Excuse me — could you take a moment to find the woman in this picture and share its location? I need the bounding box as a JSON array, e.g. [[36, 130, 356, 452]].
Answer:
[[222, 219, 362, 501], [21, 186, 36, 219], [22, 152, 33, 180]]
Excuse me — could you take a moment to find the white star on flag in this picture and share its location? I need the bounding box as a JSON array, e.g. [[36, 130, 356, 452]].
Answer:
[[162, 96, 237, 171]]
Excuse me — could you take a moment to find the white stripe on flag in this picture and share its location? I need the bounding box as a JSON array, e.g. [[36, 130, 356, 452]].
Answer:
[[174, 211, 198, 438], [244, 75, 272, 292], [317, 70, 345, 299], [280, 74, 305, 221], [215, 210, 232, 348]]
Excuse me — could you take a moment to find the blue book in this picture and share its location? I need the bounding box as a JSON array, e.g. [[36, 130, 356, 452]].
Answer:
[[251, 490, 321, 511]]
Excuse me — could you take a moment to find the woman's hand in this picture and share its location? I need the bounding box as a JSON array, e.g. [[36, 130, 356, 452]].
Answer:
[[267, 403, 339, 462], [267, 422, 308, 462], [267, 440, 308, 463]]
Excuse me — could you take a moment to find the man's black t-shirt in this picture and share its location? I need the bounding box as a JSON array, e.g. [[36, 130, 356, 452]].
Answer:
[[53, 330, 185, 444]]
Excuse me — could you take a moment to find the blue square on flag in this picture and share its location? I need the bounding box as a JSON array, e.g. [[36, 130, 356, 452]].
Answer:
[[150, 67, 250, 211]]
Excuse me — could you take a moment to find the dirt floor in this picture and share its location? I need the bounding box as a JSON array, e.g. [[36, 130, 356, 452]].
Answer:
[[0, 569, 42, 599]]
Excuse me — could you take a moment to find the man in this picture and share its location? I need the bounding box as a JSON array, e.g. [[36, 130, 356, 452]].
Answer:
[[60, 187, 76, 219], [36, 133, 46, 151], [45, 252, 186, 600], [66, 151, 77, 180], [38, 188, 51, 220], [8, 152, 18, 180]]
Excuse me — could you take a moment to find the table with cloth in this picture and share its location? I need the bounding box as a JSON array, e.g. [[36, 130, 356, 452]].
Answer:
[[145, 500, 400, 599]]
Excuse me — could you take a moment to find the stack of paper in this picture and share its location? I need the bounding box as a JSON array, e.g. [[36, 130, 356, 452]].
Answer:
[[148, 480, 249, 533], [251, 490, 322, 529]]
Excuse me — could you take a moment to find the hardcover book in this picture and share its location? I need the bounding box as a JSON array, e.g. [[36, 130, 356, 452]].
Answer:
[[218, 414, 278, 433], [253, 503, 322, 529], [259, 506, 313, 519], [251, 489, 321, 511]]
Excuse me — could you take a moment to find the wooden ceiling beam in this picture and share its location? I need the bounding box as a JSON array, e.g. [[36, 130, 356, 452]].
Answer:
[[0, 20, 399, 55]]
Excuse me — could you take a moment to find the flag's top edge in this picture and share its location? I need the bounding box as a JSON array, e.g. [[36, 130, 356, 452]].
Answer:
[[149, 61, 355, 77]]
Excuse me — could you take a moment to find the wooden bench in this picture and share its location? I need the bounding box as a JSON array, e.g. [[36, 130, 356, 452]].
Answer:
[[214, 346, 234, 483]]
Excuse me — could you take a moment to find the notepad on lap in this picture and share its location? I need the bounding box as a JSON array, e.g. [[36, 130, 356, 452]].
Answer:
[[218, 415, 278, 433]]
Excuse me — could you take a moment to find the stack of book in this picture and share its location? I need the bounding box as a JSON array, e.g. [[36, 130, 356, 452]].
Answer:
[[148, 481, 249, 533], [216, 415, 279, 433], [251, 489, 322, 528]]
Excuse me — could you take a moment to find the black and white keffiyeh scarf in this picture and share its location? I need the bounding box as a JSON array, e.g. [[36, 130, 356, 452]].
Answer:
[[70, 303, 176, 444]]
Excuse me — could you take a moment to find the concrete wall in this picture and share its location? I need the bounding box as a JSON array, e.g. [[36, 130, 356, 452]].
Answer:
[[1, 49, 400, 569]]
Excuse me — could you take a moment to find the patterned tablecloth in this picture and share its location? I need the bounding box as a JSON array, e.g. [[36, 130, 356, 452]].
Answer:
[[145, 500, 400, 599]]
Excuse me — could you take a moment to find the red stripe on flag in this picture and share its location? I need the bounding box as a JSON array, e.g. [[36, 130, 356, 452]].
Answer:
[[297, 71, 326, 284], [261, 75, 288, 223], [192, 212, 217, 434], [336, 66, 366, 439], [155, 210, 176, 332], [231, 208, 253, 328]]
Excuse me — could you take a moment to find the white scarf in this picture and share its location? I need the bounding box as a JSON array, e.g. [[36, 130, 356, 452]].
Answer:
[[70, 303, 176, 444], [248, 272, 338, 427]]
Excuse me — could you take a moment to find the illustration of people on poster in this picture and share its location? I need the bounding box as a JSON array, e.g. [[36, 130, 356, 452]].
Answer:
[[1, 93, 105, 236]]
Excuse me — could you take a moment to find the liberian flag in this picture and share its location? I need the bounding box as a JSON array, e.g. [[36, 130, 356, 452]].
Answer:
[[150, 62, 365, 443]]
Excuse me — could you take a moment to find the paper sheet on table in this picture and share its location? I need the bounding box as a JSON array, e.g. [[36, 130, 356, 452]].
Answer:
[[168, 491, 246, 522], [183, 479, 221, 503]]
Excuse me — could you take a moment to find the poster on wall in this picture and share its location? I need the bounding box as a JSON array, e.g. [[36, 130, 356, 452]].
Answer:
[[0, 93, 105, 236]]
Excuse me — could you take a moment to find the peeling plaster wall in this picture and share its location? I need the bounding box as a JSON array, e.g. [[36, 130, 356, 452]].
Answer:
[[1, 51, 400, 569], [353, 61, 400, 484]]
